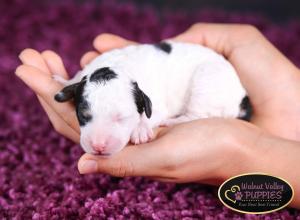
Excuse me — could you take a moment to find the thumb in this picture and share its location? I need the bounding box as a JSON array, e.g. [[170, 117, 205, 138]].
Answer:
[[93, 33, 137, 53], [77, 143, 162, 177]]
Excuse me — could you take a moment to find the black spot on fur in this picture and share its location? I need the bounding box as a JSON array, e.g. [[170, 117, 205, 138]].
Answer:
[[74, 79, 92, 126], [90, 67, 117, 84], [132, 82, 152, 118], [154, 42, 172, 54], [238, 96, 252, 121]]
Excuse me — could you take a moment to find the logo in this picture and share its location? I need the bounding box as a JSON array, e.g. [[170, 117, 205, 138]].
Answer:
[[218, 173, 294, 214]]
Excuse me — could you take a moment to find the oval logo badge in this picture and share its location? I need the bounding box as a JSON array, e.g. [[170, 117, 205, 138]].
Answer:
[[218, 173, 294, 214]]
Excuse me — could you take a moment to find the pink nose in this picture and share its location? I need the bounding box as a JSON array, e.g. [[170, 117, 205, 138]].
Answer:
[[89, 136, 114, 154], [91, 142, 106, 153]]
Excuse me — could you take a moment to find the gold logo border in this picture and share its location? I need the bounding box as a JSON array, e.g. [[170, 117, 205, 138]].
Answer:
[[217, 172, 294, 215]]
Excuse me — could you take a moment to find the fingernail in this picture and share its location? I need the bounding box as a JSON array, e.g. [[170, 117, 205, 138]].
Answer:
[[79, 160, 98, 174]]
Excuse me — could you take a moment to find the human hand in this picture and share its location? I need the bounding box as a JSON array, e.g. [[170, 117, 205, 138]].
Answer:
[[16, 49, 80, 143], [15, 44, 259, 184], [16, 23, 300, 182], [15, 48, 260, 184], [76, 24, 300, 180], [171, 23, 300, 141], [15, 24, 300, 208], [78, 118, 262, 184], [15, 36, 136, 144], [83, 24, 300, 141]]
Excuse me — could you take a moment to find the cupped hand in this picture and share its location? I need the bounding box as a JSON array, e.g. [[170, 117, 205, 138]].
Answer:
[[77, 24, 300, 179], [171, 23, 300, 141], [16, 49, 80, 143], [15, 34, 136, 144], [78, 118, 262, 184], [84, 25, 300, 141], [16, 23, 300, 183], [15, 48, 260, 184]]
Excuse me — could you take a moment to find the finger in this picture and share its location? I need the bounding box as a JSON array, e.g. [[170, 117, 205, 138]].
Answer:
[[18, 49, 80, 141], [15, 64, 80, 132], [80, 51, 99, 68], [78, 142, 164, 176], [41, 50, 69, 79], [93, 33, 137, 53], [172, 22, 298, 73], [171, 23, 252, 57], [19, 48, 49, 73]]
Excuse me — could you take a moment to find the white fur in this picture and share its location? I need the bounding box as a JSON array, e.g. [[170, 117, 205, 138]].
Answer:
[[57, 41, 246, 155]]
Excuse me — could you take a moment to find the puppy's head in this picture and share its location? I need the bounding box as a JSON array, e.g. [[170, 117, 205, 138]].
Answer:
[[55, 67, 152, 155]]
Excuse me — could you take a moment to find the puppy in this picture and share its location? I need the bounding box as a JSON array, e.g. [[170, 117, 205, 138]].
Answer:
[[54, 41, 250, 155]]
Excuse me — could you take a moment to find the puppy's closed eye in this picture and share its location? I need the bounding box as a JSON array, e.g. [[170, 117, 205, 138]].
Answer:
[[112, 114, 133, 123]]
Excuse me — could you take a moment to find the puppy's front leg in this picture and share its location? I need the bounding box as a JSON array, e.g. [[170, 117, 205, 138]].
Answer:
[[130, 111, 164, 145]]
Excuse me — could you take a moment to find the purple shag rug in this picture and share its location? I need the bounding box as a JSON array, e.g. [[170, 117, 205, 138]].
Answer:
[[1, 0, 300, 219]]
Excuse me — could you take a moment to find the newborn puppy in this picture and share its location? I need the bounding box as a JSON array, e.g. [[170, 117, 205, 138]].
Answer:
[[54, 41, 250, 155]]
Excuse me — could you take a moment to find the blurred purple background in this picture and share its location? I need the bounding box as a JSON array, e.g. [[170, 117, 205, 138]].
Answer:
[[1, 0, 300, 218]]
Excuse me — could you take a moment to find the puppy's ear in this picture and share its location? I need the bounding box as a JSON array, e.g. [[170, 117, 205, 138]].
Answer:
[[143, 93, 152, 118], [132, 82, 152, 118], [54, 82, 81, 102]]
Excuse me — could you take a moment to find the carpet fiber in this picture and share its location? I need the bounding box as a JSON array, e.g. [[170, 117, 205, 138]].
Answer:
[[1, 0, 300, 219]]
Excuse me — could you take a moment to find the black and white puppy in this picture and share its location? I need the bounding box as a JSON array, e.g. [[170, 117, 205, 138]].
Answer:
[[54, 41, 250, 155]]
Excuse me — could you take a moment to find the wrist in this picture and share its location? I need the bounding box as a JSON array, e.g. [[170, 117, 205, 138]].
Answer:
[[218, 122, 300, 208], [218, 121, 264, 181]]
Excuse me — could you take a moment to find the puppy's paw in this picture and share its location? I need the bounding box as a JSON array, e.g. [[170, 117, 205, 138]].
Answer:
[[130, 122, 154, 145]]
